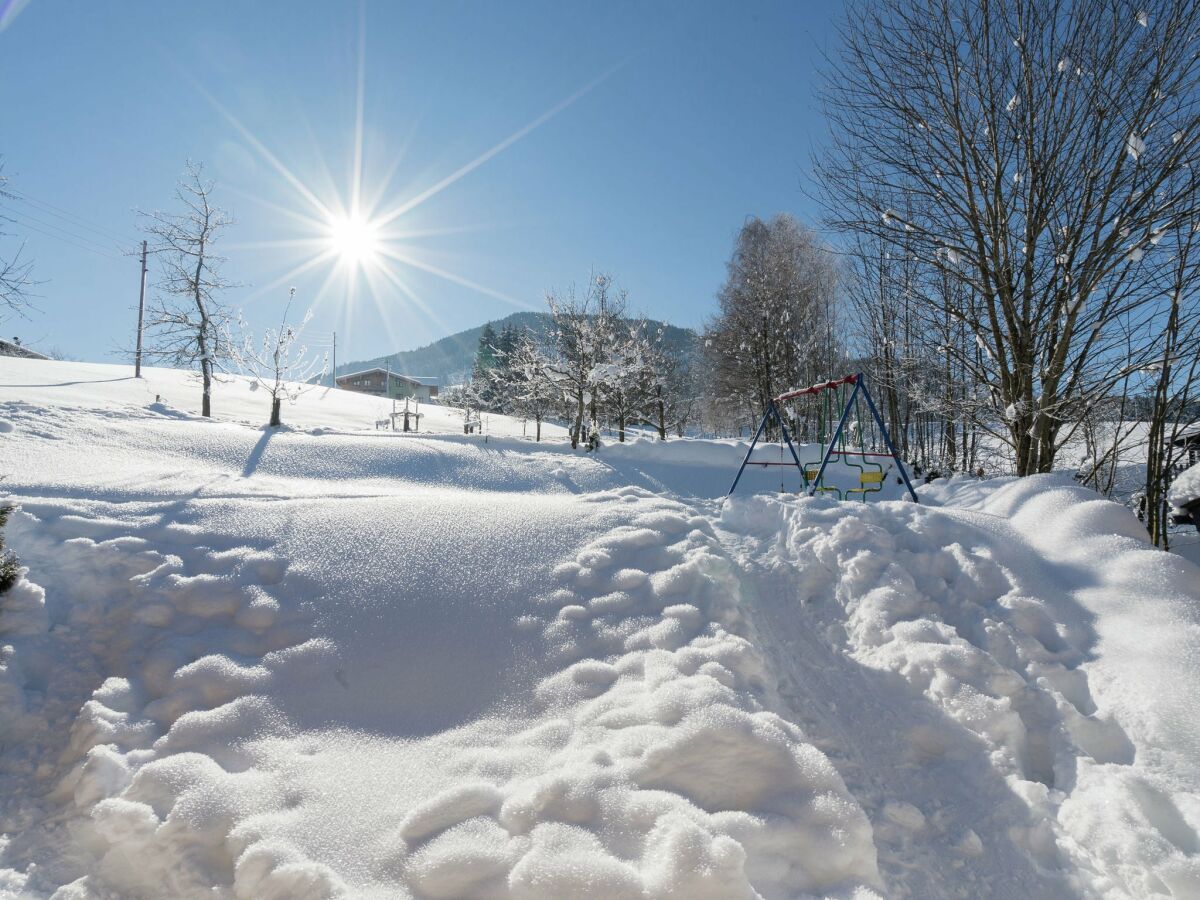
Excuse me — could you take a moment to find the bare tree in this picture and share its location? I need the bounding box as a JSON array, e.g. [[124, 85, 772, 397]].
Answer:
[[819, 0, 1200, 475], [141, 162, 235, 417], [234, 287, 327, 427], [1142, 182, 1200, 546], [0, 165, 37, 321]]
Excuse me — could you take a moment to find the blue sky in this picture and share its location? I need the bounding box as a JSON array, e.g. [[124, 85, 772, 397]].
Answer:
[[0, 1, 841, 365]]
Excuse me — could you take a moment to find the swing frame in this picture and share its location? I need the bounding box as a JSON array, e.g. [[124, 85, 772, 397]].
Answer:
[[727, 373, 920, 503]]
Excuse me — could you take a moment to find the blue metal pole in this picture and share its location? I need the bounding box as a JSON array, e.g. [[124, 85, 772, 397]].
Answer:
[[775, 405, 808, 489], [811, 381, 861, 496], [727, 401, 774, 497], [859, 375, 920, 503]]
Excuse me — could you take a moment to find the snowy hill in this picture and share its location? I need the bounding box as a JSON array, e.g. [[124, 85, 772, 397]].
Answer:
[[1, 357, 1199, 898], [0, 357, 568, 439]]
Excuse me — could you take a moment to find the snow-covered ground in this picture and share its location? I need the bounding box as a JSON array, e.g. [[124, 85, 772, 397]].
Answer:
[[0, 358, 570, 439], [1, 357, 1198, 899]]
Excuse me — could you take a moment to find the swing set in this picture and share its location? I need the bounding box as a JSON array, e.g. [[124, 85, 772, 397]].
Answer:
[[727, 373, 919, 503]]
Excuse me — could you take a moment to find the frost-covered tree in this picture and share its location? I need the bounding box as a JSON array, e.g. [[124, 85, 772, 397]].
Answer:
[[141, 162, 235, 418], [499, 329, 558, 441], [546, 273, 628, 448], [641, 326, 698, 439], [234, 287, 327, 428], [591, 318, 650, 443], [819, 0, 1200, 475], [703, 215, 841, 436], [467, 323, 503, 411]]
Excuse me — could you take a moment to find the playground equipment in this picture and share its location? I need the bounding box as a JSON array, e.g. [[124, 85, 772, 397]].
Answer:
[[727, 373, 919, 503]]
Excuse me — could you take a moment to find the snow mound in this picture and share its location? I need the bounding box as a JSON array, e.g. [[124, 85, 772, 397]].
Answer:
[[0, 488, 884, 898]]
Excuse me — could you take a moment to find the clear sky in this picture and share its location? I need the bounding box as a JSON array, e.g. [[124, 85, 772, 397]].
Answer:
[[0, 0, 842, 365]]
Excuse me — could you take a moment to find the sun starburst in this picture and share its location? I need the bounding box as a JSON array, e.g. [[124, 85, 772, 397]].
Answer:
[[194, 11, 619, 353], [327, 213, 381, 268]]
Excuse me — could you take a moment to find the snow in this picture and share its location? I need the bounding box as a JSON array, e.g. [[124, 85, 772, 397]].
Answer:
[[0, 357, 568, 439], [1126, 132, 1147, 162], [2, 357, 1199, 898], [1170, 460, 1200, 509]]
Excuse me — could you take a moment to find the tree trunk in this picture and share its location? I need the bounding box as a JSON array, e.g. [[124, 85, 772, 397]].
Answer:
[[1145, 291, 1180, 547], [269, 396, 282, 427], [572, 391, 584, 449], [536, 416, 542, 442], [200, 357, 212, 418]]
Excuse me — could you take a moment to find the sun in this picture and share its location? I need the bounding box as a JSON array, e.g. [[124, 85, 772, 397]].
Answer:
[[204, 18, 615, 334], [327, 213, 380, 267]]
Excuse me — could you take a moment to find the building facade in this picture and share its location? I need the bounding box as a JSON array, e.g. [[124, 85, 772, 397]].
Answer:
[[335, 368, 439, 401]]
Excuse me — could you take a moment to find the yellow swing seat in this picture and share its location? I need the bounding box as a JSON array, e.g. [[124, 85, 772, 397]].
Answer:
[[845, 469, 887, 501]]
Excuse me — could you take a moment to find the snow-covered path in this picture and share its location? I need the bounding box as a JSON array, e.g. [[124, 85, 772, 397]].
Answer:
[[715, 489, 1200, 898], [2, 358, 1199, 898], [716, 503, 1072, 897]]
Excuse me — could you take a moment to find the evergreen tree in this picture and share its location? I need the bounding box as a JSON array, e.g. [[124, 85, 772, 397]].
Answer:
[[0, 502, 18, 594], [470, 323, 500, 409]]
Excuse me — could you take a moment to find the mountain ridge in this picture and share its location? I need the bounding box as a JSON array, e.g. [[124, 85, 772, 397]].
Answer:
[[334, 311, 697, 386]]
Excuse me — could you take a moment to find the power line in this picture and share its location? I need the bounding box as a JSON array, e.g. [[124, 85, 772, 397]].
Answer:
[[2, 206, 127, 255], [2, 208, 125, 258], [1, 208, 125, 260], [3, 188, 134, 246]]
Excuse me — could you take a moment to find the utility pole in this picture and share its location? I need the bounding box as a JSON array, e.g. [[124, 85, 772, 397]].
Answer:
[[389, 355, 397, 428], [135, 239, 148, 378], [331, 331, 337, 387]]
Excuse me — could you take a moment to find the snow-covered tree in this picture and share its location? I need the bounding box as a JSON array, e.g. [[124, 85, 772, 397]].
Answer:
[[819, 0, 1200, 475], [703, 215, 841, 437], [546, 273, 628, 448], [469, 323, 501, 410], [590, 319, 648, 443], [140, 161, 234, 418], [639, 324, 697, 439], [234, 287, 327, 427], [498, 329, 557, 441]]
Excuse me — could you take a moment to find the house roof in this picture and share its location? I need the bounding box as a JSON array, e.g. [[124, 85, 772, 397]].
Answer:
[[336, 368, 438, 386], [1172, 426, 1200, 444], [0, 339, 49, 360]]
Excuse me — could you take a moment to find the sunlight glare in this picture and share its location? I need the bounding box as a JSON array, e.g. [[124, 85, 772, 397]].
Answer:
[[328, 213, 380, 267]]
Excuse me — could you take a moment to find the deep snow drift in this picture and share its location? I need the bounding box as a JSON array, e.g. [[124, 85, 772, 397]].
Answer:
[[1, 358, 1199, 899]]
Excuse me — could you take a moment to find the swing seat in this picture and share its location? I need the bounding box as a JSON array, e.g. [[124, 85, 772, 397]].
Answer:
[[806, 475, 844, 504], [846, 470, 886, 501], [806, 472, 835, 494]]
